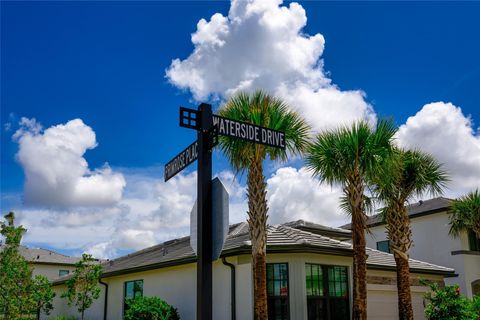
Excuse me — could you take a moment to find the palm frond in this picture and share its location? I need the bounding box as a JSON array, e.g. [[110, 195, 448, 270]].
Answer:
[[449, 189, 480, 237], [218, 90, 311, 172]]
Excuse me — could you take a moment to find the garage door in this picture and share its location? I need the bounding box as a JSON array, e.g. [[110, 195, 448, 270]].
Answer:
[[368, 288, 426, 320]]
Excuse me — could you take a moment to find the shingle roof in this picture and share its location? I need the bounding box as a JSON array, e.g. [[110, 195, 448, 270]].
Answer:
[[365, 248, 454, 274], [52, 220, 453, 284], [0, 245, 81, 265], [341, 197, 452, 230], [284, 219, 351, 239]]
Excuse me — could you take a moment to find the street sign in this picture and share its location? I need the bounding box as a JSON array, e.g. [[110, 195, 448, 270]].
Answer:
[[180, 106, 286, 149], [190, 177, 229, 260], [212, 115, 286, 149], [164, 141, 198, 182], [165, 103, 286, 320]]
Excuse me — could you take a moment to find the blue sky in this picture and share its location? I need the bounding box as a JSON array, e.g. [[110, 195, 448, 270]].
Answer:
[[1, 1, 479, 257]]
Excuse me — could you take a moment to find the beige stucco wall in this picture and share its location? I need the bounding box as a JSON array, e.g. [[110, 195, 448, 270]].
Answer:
[[43, 284, 105, 320], [366, 211, 480, 297], [32, 263, 76, 281], [47, 252, 446, 320]]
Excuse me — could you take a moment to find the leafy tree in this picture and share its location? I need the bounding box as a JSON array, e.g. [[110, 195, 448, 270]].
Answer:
[[219, 90, 310, 319], [306, 120, 396, 320], [61, 253, 102, 320], [449, 189, 480, 238], [423, 283, 477, 320], [31, 274, 56, 319], [124, 296, 180, 320], [0, 212, 34, 319], [372, 149, 448, 320]]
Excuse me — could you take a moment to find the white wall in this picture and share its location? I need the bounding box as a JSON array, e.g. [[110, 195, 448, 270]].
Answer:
[[48, 252, 449, 320], [32, 264, 76, 281], [44, 284, 105, 320], [366, 211, 480, 297]]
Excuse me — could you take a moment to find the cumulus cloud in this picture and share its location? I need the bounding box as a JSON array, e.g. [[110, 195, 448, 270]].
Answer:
[[13, 118, 126, 207], [397, 102, 480, 197], [266, 167, 347, 226], [166, 0, 375, 131]]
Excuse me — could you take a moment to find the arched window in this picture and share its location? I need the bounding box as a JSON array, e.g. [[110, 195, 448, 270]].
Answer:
[[472, 279, 480, 296]]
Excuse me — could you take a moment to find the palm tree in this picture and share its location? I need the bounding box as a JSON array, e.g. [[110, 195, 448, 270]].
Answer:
[[218, 90, 310, 320], [449, 189, 480, 238], [305, 120, 396, 320], [372, 149, 448, 320]]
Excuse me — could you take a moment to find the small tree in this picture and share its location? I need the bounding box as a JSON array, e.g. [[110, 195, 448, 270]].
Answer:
[[31, 275, 56, 319], [0, 212, 34, 319], [62, 253, 102, 320]]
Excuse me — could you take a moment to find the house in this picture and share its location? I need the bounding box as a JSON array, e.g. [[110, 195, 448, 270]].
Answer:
[[47, 220, 454, 320], [0, 245, 80, 280], [344, 197, 480, 298]]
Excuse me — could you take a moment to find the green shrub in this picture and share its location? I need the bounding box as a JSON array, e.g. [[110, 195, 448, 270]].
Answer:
[[423, 283, 477, 320], [124, 296, 180, 320], [472, 296, 480, 319]]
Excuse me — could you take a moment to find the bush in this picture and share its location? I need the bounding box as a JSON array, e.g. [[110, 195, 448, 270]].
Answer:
[[423, 283, 478, 320], [472, 296, 480, 319], [124, 296, 180, 320]]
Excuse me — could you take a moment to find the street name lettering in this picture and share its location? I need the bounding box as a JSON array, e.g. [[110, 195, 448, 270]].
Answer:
[[212, 115, 285, 149], [164, 141, 198, 181]]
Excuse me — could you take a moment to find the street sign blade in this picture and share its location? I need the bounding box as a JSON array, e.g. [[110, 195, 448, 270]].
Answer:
[[212, 115, 285, 149], [164, 140, 198, 182]]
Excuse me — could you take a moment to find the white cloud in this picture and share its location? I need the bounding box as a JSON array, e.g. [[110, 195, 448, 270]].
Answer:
[[12, 166, 250, 259], [13, 118, 126, 207], [166, 0, 375, 131], [397, 102, 480, 197], [266, 166, 348, 227]]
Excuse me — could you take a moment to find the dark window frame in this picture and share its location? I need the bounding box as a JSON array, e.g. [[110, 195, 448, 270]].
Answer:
[[376, 240, 391, 253], [266, 262, 290, 320], [58, 269, 70, 277], [305, 263, 350, 320], [123, 279, 144, 315], [468, 230, 480, 252]]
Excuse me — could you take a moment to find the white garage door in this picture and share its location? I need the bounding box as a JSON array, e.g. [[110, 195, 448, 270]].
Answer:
[[368, 288, 426, 320]]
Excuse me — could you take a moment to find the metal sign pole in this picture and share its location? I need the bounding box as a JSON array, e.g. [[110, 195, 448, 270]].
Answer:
[[197, 103, 213, 320]]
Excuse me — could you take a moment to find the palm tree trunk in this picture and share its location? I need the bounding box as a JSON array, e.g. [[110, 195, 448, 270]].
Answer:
[[386, 200, 414, 320], [347, 175, 368, 320], [247, 157, 268, 320]]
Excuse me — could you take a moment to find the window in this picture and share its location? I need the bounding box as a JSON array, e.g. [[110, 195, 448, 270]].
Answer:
[[58, 270, 70, 277], [305, 264, 349, 320], [472, 279, 480, 296], [124, 280, 143, 314], [468, 230, 480, 252], [267, 263, 289, 320], [376, 240, 391, 253]]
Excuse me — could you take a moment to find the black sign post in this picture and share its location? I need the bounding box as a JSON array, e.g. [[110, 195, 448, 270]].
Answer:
[[196, 103, 213, 320], [164, 103, 285, 320]]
